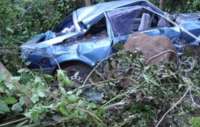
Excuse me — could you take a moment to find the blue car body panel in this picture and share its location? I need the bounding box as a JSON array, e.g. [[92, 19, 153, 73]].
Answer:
[[21, 0, 200, 74]]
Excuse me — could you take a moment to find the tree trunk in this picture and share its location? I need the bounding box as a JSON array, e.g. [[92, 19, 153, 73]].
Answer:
[[84, 0, 92, 6], [159, 0, 164, 9]]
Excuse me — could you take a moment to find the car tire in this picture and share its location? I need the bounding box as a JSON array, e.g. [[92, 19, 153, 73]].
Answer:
[[62, 63, 91, 86]]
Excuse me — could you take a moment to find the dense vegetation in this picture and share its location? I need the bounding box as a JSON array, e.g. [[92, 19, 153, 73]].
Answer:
[[0, 0, 78, 72], [1, 51, 200, 127], [0, 0, 200, 127]]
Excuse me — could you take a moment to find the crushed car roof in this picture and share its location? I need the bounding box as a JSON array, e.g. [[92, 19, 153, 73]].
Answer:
[[75, 0, 164, 25]]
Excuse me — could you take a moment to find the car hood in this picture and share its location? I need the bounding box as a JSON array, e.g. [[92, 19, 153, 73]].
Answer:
[[21, 31, 81, 49]]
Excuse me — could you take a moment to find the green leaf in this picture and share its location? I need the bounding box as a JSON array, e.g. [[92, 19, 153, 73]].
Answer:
[[58, 103, 68, 116], [67, 94, 79, 103], [0, 100, 10, 114], [12, 103, 23, 112], [143, 73, 159, 86], [3, 96, 17, 104], [37, 90, 46, 98], [190, 117, 200, 127], [25, 105, 48, 122], [31, 94, 39, 104], [6, 27, 14, 33], [88, 103, 97, 109], [57, 69, 71, 86]]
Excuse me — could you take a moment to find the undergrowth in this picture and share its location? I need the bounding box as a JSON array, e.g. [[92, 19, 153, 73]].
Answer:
[[1, 0, 200, 126], [0, 52, 200, 127]]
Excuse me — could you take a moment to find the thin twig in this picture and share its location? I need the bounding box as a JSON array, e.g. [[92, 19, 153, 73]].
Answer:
[[104, 101, 126, 110], [83, 50, 125, 86], [189, 88, 200, 108], [78, 107, 104, 125], [0, 117, 28, 127], [146, 49, 177, 64], [102, 92, 128, 108], [50, 45, 61, 70], [155, 86, 191, 127]]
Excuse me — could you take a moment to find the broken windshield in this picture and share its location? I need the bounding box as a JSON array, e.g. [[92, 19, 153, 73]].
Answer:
[[53, 14, 75, 33]]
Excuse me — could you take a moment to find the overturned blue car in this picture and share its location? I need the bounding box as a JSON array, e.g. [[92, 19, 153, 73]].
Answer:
[[21, 0, 200, 83]]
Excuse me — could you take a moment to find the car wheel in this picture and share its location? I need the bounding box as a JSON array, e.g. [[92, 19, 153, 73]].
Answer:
[[62, 64, 91, 86]]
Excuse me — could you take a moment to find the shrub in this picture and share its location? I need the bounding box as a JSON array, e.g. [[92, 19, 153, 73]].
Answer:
[[0, 0, 77, 72]]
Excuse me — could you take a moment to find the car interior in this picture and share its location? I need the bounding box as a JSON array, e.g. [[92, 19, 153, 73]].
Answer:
[[54, 7, 172, 43], [84, 17, 107, 37], [138, 9, 172, 31], [108, 7, 172, 37], [73, 17, 107, 42]]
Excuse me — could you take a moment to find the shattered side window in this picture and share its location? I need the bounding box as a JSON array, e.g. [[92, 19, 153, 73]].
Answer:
[[107, 7, 143, 37], [85, 17, 107, 36], [74, 17, 107, 41]]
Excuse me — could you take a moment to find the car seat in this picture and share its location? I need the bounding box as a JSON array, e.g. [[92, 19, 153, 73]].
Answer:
[[138, 13, 151, 31]]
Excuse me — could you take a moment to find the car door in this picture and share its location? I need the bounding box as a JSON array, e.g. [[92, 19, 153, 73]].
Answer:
[[77, 17, 113, 65]]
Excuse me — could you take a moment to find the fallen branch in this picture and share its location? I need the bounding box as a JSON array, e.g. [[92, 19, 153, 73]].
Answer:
[[0, 117, 28, 127], [104, 101, 126, 110], [189, 88, 200, 108], [83, 51, 125, 86], [155, 86, 191, 127]]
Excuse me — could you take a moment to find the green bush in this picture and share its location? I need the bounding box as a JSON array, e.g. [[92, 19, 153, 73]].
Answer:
[[0, 52, 200, 127], [0, 0, 77, 72], [0, 0, 78, 46], [150, 0, 200, 12], [190, 117, 200, 127], [0, 69, 105, 127]]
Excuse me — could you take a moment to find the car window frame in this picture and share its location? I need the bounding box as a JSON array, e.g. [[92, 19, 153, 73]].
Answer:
[[105, 5, 169, 44]]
